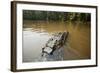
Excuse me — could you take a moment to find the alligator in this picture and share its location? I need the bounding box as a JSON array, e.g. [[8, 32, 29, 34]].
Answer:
[[42, 32, 69, 56]]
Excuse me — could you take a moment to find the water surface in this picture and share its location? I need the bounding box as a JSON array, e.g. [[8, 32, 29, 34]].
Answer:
[[23, 20, 91, 62]]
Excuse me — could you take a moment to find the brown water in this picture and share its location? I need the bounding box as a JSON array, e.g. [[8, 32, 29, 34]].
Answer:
[[23, 20, 91, 62]]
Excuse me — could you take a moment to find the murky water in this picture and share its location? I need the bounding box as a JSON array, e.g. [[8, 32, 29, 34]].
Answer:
[[23, 20, 91, 62]]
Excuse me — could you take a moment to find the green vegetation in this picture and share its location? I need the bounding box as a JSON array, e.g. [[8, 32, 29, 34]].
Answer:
[[23, 10, 91, 22]]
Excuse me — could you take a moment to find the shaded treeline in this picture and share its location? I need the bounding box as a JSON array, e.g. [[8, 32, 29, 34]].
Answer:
[[23, 10, 91, 21]]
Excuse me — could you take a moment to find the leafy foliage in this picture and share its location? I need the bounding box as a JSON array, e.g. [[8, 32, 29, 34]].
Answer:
[[23, 10, 91, 22]]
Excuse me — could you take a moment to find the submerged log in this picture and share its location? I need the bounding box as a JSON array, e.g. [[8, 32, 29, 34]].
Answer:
[[42, 32, 69, 56]]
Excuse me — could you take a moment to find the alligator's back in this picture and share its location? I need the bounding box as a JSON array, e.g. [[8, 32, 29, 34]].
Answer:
[[42, 31, 69, 56]]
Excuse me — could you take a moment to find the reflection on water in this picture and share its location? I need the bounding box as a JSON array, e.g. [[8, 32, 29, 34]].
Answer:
[[23, 20, 91, 62]]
